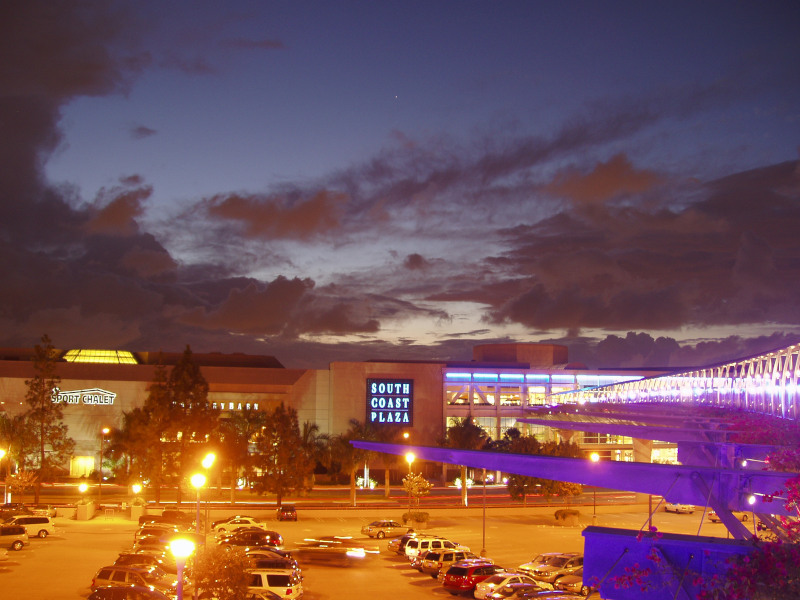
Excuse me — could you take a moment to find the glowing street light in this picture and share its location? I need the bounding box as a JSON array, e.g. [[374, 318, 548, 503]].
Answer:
[[131, 483, 142, 496], [200, 452, 215, 534], [190, 473, 206, 534], [170, 538, 196, 600]]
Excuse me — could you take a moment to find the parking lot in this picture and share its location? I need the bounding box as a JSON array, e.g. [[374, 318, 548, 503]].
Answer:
[[0, 503, 732, 599]]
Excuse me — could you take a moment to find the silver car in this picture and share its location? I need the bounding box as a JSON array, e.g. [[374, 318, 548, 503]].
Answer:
[[360, 519, 409, 539]]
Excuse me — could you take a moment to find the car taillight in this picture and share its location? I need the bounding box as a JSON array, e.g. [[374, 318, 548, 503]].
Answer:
[[285, 589, 292, 596], [438, 562, 443, 568]]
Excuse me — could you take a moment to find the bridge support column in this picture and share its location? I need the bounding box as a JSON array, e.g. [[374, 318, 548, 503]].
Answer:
[[633, 438, 653, 503]]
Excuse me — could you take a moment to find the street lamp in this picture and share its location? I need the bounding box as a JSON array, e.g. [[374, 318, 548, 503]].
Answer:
[[201, 453, 215, 533], [170, 538, 196, 600], [405, 452, 415, 516], [98, 427, 109, 506], [590, 453, 600, 525], [481, 467, 487, 557], [190, 473, 206, 534], [0, 448, 6, 504]]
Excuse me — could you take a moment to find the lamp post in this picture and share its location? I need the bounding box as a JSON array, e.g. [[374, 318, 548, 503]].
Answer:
[[98, 427, 109, 506], [590, 453, 600, 525], [405, 452, 415, 516], [0, 448, 6, 504], [481, 467, 487, 557], [190, 473, 206, 534], [201, 453, 215, 533], [170, 538, 196, 600]]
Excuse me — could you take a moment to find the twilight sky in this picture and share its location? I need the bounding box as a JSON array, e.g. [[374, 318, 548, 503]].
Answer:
[[2, 0, 799, 370]]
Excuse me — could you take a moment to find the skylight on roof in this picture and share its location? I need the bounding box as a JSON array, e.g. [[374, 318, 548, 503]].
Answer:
[[63, 349, 138, 364]]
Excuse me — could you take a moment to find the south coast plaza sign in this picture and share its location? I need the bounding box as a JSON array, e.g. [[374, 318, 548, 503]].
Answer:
[[51, 387, 116, 405], [367, 378, 413, 425]]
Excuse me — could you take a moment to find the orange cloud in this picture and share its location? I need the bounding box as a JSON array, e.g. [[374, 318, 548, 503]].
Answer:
[[546, 153, 661, 203]]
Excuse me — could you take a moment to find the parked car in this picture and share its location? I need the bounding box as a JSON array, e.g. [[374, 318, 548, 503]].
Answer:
[[517, 553, 564, 577], [0, 524, 29, 550], [134, 524, 182, 542], [211, 514, 258, 529], [410, 549, 434, 572], [420, 549, 477, 578], [246, 568, 303, 599], [29, 504, 57, 517], [484, 581, 543, 599], [215, 516, 269, 535], [388, 532, 418, 554], [3, 514, 56, 538], [527, 553, 583, 587], [361, 519, 410, 539], [475, 573, 541, 599], [404, 535, 468, 560], [218, 529, 283, 550], [88, 585, 174, 600], [708, 509, 749, 522], [138, 513, 193, 529], [664, 502, 695, 514], [91, 564, 180, 595], [440, 559, 506, 595], [115, 551, 178, 574], [276, 505, 297, 521], [552, 566, 593, 596]]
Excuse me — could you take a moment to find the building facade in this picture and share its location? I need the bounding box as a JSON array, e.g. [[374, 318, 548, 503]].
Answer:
[[0, 343, 667, 478]]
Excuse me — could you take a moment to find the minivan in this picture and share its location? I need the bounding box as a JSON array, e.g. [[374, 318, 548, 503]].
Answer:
[[4, 515, 56, 538]]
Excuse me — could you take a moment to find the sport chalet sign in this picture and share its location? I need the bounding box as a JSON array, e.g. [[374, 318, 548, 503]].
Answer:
[[51, 387, 117, 405], [367, 378, 413, 425]]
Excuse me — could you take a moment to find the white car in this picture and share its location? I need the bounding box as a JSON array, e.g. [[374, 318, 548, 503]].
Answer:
[[664, 502, 695, 514], [215, 516, 269, 535], [474, 572, 540, 599], [404, 536, 468, 560]]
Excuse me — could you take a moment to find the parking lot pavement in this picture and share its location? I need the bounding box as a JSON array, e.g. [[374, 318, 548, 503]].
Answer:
[[0, 503, 727, 599]]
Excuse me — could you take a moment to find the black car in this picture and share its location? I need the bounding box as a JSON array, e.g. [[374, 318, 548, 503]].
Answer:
[[277, 505, 297, 521], [217, 529, 283, 550], [88, 585, 172, 600]]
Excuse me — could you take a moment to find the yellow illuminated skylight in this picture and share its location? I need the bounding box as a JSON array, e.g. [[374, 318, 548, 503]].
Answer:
[[63, 349, 138, 364]]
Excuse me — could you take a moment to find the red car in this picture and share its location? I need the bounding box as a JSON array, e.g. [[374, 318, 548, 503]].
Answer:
[[440, 559, 505, 595]]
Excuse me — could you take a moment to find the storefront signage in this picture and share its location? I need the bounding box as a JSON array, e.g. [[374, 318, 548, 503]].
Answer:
[[367, 378, 413, 425], [51, 387, 116, 405]]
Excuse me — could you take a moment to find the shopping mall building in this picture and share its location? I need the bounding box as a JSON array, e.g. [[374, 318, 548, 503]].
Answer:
[[0, 343, 669, 478]]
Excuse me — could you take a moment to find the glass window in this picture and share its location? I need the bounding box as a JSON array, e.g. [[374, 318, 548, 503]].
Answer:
[[473, 385, 496, 405]]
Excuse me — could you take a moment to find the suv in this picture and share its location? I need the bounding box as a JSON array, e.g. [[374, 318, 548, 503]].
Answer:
[[0, 524, 29, 551], [247, 568, 303, 599], [517, 552, 563, 577], [3, 515, 55, 538], [404, 536, 468, 560], [528, 553, 584, 587], [388, 532, 418, 554], [420, 549, 475, 578], [91, 565, 179, 595], [440, 559, 506, 595]]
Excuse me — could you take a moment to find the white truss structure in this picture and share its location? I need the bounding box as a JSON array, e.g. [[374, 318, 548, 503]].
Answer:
[[557, 343, 800, 420]]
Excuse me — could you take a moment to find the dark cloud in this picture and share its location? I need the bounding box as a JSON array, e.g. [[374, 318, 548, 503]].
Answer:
[[204, 190, 346, 240], [404, 253, 430, 270], [131, 124, 157, 139]]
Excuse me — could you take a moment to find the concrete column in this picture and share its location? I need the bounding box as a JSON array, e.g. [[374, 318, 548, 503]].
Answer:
[[633, 438, 653, 503]]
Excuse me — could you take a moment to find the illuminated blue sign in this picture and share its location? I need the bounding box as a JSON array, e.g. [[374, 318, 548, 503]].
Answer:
[[367, 378, 413, 425]]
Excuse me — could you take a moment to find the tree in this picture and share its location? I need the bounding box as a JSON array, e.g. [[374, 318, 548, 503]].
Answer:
[[326, 419, 379, 507], [375, 425, 406, 498], [24, 334, 75, 503], [7, 470, 37, 504], [165, 346, 216, 504], [215, 408, 269, 504], [251, 403, 314, 505], [402, 472, 434, 521], [136, 362, 173, 503], [299, 420, 326, 493], [195, 545, 250, 600], [445, 416, 488, 507]]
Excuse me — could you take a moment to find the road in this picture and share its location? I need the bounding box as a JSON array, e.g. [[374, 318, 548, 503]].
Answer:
[[0, 503, 734, 599]]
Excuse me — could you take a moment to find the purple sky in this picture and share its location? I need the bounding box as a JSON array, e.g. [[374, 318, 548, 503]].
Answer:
[[2, 1, 799, 370]]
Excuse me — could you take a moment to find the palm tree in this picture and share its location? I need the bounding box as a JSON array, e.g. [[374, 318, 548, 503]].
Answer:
[[299, 421, 325, 493], [327, 419, 379, 506], [446, 415, 488, 507], [216, 409, 268, 504]]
